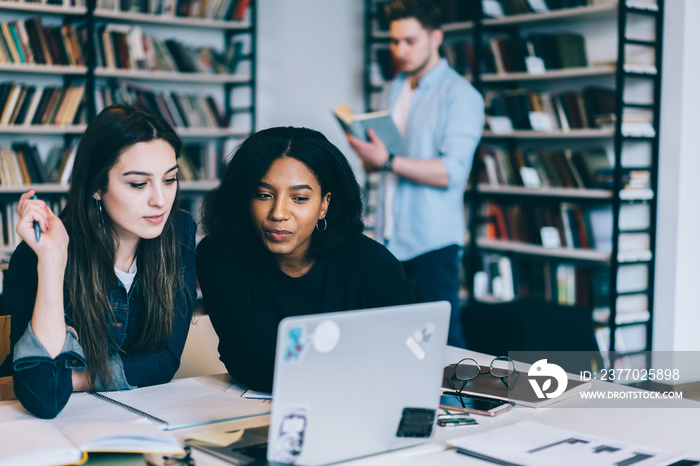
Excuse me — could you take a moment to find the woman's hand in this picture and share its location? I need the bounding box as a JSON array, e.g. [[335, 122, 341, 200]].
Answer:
[[16, 189, 69, 266]]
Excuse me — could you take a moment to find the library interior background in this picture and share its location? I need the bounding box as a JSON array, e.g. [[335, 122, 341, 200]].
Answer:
[[1, 0, 699, 386]]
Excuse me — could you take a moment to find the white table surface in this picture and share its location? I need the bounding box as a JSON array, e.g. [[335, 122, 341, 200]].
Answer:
[[168, 346, 700, 465]]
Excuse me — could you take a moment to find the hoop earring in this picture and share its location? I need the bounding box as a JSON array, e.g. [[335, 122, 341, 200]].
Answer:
[[316, 218, 327, 232], [95, 198, 105, 227]]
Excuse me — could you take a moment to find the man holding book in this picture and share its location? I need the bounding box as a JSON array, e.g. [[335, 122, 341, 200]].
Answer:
[[347, 0, 483, 348]]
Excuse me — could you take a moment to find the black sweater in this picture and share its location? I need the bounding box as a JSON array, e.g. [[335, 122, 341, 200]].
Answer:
[[195, 233, 416, 392]]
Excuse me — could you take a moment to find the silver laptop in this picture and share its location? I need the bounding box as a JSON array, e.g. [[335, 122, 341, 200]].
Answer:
[[267, 301, 450, 465]]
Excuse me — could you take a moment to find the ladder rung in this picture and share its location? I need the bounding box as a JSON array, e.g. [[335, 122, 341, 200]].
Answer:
[[618, 228, 650, 234], [623, 102, 654, 109], [624, 38, 657, 48], [625, 1, 660, 14]]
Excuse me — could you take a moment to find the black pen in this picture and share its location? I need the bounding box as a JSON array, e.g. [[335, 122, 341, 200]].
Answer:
[[32, 194, 41, 241]]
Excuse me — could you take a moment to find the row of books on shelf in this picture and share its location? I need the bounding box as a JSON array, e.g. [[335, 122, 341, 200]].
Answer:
[[95, 82, 227, 129], [0, 140, 221, 185], [0, 82, 86, 126], [179, 142, 220, 182], [478, 145, 652, 192], [484, 87, 656, 136], [0, 143, 75, 185], [0, 17, 247, 75], [96, 0, 249, 20], [473, 254, 651, 326], [485, 32, 587, 74], [374, 0, 618, 32], [0, 17, 85, 66], [1, 80, 228, 129], [481, 201, 653, 260], [594, 324, 647, 353], [473, 254, 607, 306], [482, 0, 614, 18], [0, 0, 85, 7], [440, 29, 587, 80], [0, 198, 65, 250], [94, 24, 245, 74], [481, 201, 614, 250]]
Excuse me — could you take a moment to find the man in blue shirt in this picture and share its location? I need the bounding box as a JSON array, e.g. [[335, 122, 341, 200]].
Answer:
[[347, 0, 483, 348]]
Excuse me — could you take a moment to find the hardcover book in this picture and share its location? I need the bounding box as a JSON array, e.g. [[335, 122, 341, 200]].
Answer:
[[332, 103, 407, 155]]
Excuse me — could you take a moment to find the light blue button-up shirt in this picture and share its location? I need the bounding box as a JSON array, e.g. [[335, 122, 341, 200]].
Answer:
[[375, 59, 484, 261]]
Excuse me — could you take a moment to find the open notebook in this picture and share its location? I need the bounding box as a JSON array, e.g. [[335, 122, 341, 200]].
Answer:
[[0, 379, 271, 465], [0, 419, 181, 466], [0, 379, 270, 430]]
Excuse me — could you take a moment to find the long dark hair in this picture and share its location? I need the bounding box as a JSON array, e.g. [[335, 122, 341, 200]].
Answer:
[[61, 103, 182, 388], [201, 126, 364, 259]]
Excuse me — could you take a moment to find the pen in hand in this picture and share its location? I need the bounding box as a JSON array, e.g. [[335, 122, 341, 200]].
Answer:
[[31, 194, 41, 242]]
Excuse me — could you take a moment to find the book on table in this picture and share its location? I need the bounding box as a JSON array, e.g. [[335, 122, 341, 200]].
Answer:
[[0, 419, 182, 466], [0, 378, 271, 465], [332, 103, 407, 155]]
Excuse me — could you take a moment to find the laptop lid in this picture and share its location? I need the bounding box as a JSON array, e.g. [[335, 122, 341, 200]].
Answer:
[[267, 301, 450, 465]]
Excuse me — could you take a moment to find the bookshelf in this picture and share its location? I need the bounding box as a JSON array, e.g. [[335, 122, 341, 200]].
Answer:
[[363, 0, 663, 357], [0, 0, 256, 255]]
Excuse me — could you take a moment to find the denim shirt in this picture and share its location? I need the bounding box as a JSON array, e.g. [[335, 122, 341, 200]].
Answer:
[[375, 59, 485, 261], [8, 210, 197, 419]]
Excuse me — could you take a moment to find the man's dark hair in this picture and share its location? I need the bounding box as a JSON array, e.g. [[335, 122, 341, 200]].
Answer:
[[385, 0, 443, 31]]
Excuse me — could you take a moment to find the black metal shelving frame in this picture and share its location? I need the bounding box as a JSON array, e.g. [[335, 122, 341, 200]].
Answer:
[[362, 0, 664, 355]]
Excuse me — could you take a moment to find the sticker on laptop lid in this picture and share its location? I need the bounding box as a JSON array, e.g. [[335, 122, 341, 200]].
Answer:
[[269, 405, 308, 464], [283, 326, 309, 363], [405, 322, 435, 360], [396, 407, 435, 438], [312, 320, 340, 353]]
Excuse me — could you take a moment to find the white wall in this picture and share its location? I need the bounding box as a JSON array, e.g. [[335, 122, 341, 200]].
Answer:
[[654, 0, 700, 351], [257, 0, 365, 174]]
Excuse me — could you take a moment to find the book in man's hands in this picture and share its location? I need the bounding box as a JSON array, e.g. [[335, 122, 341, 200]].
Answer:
[[332, 103, 407, 155]]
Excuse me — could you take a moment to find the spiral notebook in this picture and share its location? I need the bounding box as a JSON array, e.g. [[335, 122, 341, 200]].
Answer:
[[84, 378, 271, 430], [0, 379, 270, 431]]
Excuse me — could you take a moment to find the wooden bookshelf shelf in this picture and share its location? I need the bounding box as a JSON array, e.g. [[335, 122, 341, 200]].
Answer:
[[0, 184, 69, 194], [0, 2, 86, 15], [444, 21, 475, 33], [373, 20, 474, 39], [93, 68, 251, 83], [176, 127, 249, 138], [473, 295, 514, 304], [481, 65, 617, 82], [0, 64, 87, 75], [482, 3, 617, 27], [0, 125, 87, 135], [477, 184, 613, 199], [93, 9, 251, 29], [0, 181, 226, 195], [179, 180, 220, 192], [481, 129, 616, 139], [476, 238, 612, 263]]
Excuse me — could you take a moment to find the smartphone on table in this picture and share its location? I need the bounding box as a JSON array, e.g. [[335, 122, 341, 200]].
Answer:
[[439, 392, 512, 416]]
